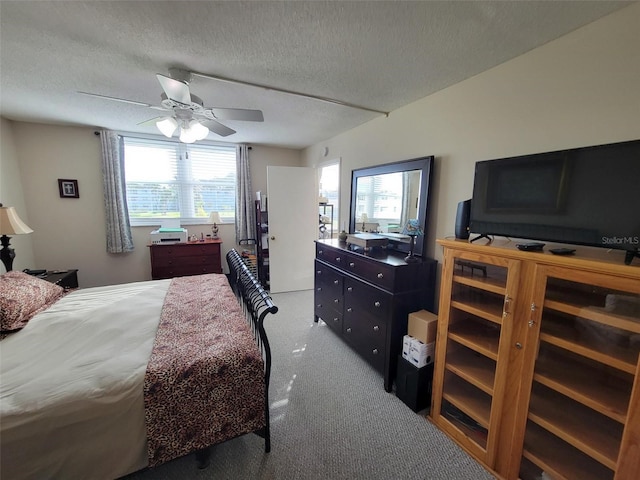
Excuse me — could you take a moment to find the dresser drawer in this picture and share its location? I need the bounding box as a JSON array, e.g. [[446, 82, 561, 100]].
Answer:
[[152, 264, 221, 279], [316, 242, 396, 290], [343, 311, 387, 372], [152, 243, 219, 258], [152, 254, 219, 268], [315, 260, 344, 297], [314, 299, 343, 333], [344, 278, 392, 319]]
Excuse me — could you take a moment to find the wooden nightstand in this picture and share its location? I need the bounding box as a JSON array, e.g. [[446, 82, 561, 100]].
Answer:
[[148, 239, 223, 279], [40, 269, 79, 290]]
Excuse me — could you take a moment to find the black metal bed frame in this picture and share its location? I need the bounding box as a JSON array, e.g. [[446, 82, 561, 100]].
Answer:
[[226, 248, 278, 452]]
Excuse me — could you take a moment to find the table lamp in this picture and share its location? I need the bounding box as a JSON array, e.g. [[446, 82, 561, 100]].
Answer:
[[0, 203, 33, 272], [402, 219, 423, 263], [208, 211, 222, 239]]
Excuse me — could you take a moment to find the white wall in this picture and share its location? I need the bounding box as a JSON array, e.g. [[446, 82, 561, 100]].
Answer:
[[0, 118, 35, 271], [303, 3, 640, 268], [3, 122, 302, 286]]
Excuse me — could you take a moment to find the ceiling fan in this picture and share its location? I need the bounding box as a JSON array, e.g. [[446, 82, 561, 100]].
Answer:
[[79, 68, 264, 142]]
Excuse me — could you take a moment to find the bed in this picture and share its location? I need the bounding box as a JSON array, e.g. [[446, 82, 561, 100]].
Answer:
[[0, 248, 277, 480]]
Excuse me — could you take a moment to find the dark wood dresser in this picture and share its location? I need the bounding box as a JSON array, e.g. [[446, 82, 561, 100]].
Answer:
[[148, 239, 222, 279], [314, 239, 437, 392]]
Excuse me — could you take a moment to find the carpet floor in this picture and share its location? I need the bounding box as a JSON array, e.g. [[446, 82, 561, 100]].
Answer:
[[124, 289, 496, 480]]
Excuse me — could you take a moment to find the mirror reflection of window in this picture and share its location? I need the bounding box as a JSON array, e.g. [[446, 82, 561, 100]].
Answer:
[[318, 161, 340, 236], [355, 170, 421, 233]]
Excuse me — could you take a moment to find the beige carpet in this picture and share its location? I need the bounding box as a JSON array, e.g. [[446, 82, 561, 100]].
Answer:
[[123, 289, 495, 480]]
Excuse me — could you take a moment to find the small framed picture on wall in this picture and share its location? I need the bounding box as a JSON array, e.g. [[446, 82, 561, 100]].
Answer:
[[58, 179, 79, 198]]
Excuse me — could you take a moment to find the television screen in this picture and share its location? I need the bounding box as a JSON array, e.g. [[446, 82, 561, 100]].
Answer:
[[470, 139, 640, 256]]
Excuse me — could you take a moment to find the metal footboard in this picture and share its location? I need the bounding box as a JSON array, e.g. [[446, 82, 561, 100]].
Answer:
[[226, 248, 277, 452]]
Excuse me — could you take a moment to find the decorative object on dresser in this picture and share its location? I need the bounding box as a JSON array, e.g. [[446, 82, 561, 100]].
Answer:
[[431, 238, 640, 480], [0, 203, 34, 272], [208, 211, 222, 239], [148, 239, 222, 279], [314, 239, 437, 392], [401, 219, 424, 263]]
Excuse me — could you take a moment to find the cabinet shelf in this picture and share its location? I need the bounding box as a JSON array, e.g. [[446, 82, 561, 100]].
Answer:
[[533, 347, 632, 423], [452, 273, 506, 296], [540, 314, 639, 374], [523, 421, 613, 480], [448, 318, 500, 361], [442, 374, 491, 429], [445, 344, 496, 395], [451, 296, 504, 325], [528, 384, 623, 470], [544, 299, 640, 335]]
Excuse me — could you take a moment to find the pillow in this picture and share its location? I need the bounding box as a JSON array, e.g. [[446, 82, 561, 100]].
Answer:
[[0, 271, 65, 333]]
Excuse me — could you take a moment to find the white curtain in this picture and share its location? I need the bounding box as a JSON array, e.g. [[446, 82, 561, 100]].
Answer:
[[235, 144, 256, 244], [100, 130, 134, 253]]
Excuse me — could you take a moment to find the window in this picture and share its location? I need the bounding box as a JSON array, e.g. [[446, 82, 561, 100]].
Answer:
[[123, 137, 236, 226], [318, 161, 340, 233]]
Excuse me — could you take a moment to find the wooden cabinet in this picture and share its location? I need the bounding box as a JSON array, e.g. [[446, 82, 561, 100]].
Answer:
[[148, 240, 222, 279], [314, 239, 437, 392], [431, 239, 640, 480]]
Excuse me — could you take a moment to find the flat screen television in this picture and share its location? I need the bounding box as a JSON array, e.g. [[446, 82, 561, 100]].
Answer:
[[469, 139, 640, 264]]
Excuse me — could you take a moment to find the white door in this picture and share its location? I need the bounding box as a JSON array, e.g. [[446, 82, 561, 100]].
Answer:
[[267, 166, 318, 293]]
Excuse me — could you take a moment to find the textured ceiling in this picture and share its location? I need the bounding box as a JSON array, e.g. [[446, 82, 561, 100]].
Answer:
[[0, 1, 632, 149]]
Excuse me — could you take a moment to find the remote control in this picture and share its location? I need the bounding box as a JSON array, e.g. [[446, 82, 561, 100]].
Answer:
[[516, 242, 545, 251], [549, 248, 576, 255]]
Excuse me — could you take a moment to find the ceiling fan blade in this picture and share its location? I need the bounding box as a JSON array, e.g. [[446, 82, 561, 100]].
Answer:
[[209, 108, 264, 122], [200, 119, 236, 137], [156, 74, 191, 105], [77, 91, 153, 107]]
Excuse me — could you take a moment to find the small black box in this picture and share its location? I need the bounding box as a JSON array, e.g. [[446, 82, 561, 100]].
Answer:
[[395, 356, 434, 413]]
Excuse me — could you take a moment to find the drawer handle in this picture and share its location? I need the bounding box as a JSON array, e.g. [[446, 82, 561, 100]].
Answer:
[[316, 304, 322, 308], [335, 257, 341, 262], [372, 349, 379, 355], [347, 286, 353, 292], [346, 328, 352, 333], [349, 262, 355, 267], [333, 317, 339, 323], [317, 270, 322, 275], [347, 307, 352, 313], [374, 301, 381, 308], [317, 287, 322, 292], [373, 325, 379, 332], [334, 299, 339, 304], [377, 273, 384, 279], [318, 250, 323, 254], [333, 279, 339, 285]]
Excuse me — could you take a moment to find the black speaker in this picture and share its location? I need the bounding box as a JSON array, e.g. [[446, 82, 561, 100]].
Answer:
[[455, 199, 471, 240]]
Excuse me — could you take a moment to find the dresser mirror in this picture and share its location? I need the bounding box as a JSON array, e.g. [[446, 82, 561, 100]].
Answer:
[[349, 156, 434, 258]]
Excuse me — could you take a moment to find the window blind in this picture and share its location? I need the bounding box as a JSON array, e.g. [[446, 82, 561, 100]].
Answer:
[[123, 137, 236, 226]]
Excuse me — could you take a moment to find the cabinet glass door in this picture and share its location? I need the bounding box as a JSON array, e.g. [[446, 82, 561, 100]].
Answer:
[[432, 250, 520, 467], [519, 266, 640, 480]]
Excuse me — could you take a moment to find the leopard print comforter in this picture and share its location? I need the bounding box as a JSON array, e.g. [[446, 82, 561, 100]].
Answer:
[[143, 274, 265, 467]]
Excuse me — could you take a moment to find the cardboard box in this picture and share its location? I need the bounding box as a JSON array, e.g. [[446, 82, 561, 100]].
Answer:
[[408, 338, 435, 368], [408, 310, 438, 344], [402, 335, 412, 360]]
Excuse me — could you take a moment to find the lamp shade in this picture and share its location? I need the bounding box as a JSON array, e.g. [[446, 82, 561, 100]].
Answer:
[[156, 117, 178, 138], [0, 204, 33, 235], [208, 211, 222, 224], [402, 219, 423, 237]]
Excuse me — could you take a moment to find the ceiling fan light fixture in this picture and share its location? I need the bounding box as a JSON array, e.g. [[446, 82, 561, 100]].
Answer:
[[190, 120, 210, 140], [156, 117, 178, 137], [179, 123, 198, 143]]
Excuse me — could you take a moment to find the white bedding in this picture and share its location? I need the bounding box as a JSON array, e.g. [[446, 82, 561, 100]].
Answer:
[[1, 279, 171, 480]]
